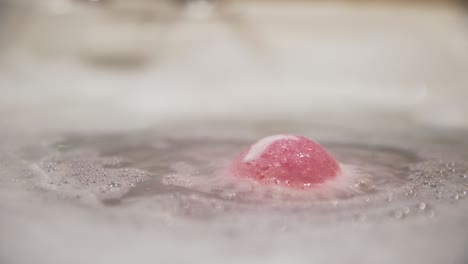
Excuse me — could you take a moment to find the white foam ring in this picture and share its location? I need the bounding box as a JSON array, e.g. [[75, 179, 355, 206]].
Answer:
[[166, 163, 371, 202]]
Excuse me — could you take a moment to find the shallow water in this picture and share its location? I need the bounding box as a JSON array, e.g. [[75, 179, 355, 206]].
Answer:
[[1, 1, 468, 264], [1, 119, 468, 264]]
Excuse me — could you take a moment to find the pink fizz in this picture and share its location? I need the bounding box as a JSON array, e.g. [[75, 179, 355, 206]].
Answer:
[[229, 135, 340, 189]]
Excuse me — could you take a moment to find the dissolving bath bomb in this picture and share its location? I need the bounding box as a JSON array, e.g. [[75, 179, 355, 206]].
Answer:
[[229, 135, 340, 189]]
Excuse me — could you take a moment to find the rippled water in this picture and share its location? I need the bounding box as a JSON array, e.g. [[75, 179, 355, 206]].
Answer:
[[1, 119, 468, 264], [1, 1, 468, 264], [0, 124, 468, 263], [8, 119, 468, 211]]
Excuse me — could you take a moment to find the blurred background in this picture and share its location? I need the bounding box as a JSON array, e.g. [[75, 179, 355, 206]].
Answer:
[[0, 0, 467, 133]]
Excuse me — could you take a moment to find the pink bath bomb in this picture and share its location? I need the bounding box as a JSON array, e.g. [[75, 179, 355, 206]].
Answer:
[[229, 135, 340, 188]]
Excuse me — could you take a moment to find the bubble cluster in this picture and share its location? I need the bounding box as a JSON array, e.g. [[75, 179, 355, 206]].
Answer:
[[34, 150, 148, 202]]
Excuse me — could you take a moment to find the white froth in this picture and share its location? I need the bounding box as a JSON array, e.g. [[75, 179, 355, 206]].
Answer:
[[243, 135, 298, 162]]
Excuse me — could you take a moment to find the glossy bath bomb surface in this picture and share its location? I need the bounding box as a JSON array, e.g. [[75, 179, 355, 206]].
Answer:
[[229, 135, 340, 188]]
